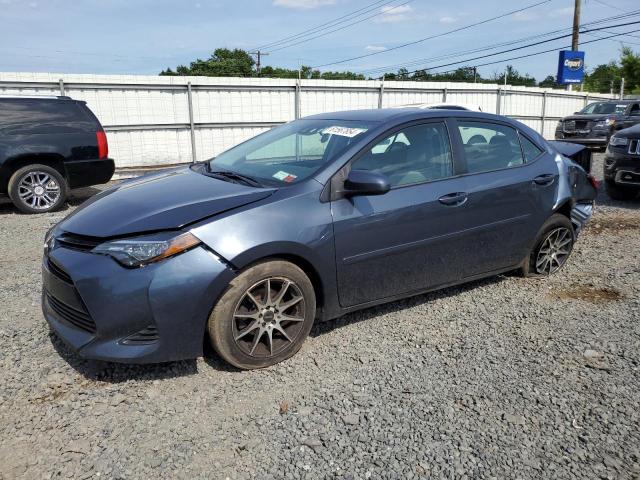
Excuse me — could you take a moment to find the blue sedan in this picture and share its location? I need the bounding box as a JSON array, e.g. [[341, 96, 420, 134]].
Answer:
[[42, 108, 597, 369]]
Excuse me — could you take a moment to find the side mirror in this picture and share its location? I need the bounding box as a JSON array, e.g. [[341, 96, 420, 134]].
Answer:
[[343, 169, 390, 196]]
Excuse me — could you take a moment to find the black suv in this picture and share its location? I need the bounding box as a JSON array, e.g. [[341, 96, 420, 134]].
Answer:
[[555, 100, 640, 148], [604, 123, 640, 200], [0, 96, 115, 213]]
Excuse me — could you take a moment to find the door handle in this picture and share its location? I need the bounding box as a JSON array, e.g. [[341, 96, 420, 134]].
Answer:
[[533, 174, 555, 186], [438, 192, 468, 206]]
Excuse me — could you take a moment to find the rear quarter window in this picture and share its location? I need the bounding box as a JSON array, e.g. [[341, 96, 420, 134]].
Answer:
[[0, 100, 95, 135], [519, 134, 544, 162]]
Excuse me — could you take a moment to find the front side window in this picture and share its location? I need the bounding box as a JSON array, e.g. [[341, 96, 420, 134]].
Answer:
[[457, 121, 523, 173], [352, 122, 453, 187], [210, 119, 374, 186], [580, 102, 627, 115]]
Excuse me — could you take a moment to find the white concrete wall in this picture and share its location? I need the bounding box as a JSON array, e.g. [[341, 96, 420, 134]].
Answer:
[[0, 72, 611, 169]]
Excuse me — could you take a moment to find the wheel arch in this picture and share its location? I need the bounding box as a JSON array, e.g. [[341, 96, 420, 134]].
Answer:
[[1, 153, 67, 192], [231, 249, 327, 317]]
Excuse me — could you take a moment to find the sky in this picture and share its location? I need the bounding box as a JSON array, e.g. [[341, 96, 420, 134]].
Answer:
[[1, 0, 639, 81]]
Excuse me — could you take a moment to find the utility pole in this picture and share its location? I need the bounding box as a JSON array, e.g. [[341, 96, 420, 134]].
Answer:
[[568, 0, 581, 91], [249, 50, 269, 76], [473, 66, 477, 83], [620, 77, 625, 99]]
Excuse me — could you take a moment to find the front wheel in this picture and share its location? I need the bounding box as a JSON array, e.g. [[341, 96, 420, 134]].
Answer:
[[8, 164, 67, 214], [207, 260, 316, 370], [522, 214, 575, 277]]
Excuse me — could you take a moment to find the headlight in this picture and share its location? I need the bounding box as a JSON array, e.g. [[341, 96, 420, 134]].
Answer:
[[92, 232, 201, 267], [44, 228, 55, 255], [609, 135, 628, 146], [595, 118, 615, 128]]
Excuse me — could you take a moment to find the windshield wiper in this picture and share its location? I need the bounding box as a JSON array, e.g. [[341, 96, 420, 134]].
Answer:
[[207, 170, 263, 187]]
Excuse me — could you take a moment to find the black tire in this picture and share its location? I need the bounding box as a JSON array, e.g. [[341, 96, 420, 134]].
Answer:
[[521, 214, 575, 277], [207, 260, 316, 370], [8, 164, 67, 214], [605, 180, 638, 201]]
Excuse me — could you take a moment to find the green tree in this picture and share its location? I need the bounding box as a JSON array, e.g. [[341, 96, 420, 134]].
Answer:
[[160, 48, 255, 77], [538, 75, 557, 88], [620, 47, 640, 93], [583, 61, 620, 94]]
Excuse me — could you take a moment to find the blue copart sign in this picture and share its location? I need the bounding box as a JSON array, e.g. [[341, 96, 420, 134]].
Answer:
[[557, 50, 585, 84]]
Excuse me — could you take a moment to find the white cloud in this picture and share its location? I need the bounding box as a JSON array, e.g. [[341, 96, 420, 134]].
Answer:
[[439, 16, 457, 24], [548, 7, 573, 18], [376, 4, 413, 23], [273, 0, 336, 9], [513, 11, 538, 21], [365, 45, 387, 52]]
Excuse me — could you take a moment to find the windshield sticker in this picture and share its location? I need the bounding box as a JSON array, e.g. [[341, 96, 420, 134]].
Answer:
[[322, 126, 367, 138], [273, 171, 297, 183]]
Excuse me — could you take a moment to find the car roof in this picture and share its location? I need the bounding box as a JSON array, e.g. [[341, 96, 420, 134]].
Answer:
[[595, 100, 634, 104], [0, 95, 75, 101], [304, 107, 505, 123]]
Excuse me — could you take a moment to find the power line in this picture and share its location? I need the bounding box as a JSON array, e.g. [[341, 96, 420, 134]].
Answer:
[[405, 27, 640, 79], [356, 10, 640, 76], [253, 0, 397, 51], [590, 0, 628, 12], [269, 1, 414, 53], [310, 0, 553, 69]]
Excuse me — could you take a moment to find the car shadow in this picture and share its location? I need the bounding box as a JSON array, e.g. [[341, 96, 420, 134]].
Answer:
[[309, 275, 506, 338], [594, 187, 640, 210], [51, 275, 509, 380], [48, 328, 200, 383], [0, 185, 107, 214]]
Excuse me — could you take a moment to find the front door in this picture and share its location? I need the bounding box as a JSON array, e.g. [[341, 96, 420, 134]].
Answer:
[[331, 121, 474, 307]]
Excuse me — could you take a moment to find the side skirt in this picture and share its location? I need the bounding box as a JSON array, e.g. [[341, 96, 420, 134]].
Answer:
[[318, 264, 522, 323]]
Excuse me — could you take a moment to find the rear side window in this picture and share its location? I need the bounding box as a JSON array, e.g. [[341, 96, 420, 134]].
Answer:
[[519, 134, 543, 162], [0, 100, 94, 135], [353, 122, 453, 187], [457, 121, 523, 173]]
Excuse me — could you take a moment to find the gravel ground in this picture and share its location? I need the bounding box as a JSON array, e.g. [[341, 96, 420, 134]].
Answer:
[[1, 154, 639, 480]]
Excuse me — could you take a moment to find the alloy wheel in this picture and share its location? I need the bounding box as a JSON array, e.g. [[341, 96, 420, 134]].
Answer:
[[232, 277, 307, 358], [535, 227, 573, 275], [17, 171, 61, 210]]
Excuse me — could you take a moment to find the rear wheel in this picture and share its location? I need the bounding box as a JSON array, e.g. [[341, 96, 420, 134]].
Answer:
[[8, 164, 67, 214], [522, 214, 574, 277], [605, 180, 638, 201], [207, 260, 316, 370]]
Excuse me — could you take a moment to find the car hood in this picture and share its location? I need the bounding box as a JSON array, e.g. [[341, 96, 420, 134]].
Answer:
[[60, 166, 276, 238], [561, 114, 613, 121], [614, 123, 640, 138]]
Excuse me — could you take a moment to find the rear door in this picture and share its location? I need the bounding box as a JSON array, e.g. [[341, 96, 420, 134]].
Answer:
[[453, 119, 555, 276], [331, 119, 475, 307]]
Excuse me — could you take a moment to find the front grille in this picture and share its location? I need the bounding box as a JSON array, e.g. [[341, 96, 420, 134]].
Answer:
[[575, 120, 590, 130], [629, 139, 640, 155], [47, 257, 72, 284], [121, 326, 158, 345], [57, 233, 101, 252], [46, 292, 96, 334]]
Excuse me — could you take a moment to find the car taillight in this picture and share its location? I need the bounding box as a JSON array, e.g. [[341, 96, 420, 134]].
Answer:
[[587, 174, 599, 190], [96, 130, 108, 159]]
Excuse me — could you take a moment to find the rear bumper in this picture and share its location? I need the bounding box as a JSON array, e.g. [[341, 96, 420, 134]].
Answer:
[[65, 158, 115, 189], [42, 243, 235, 364]]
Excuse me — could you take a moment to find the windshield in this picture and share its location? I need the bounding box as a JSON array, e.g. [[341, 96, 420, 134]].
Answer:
[[579, 102, 627, 115], [208, 119, 374, 186]]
